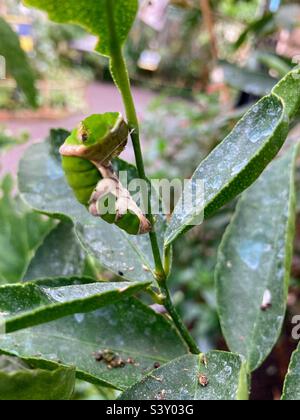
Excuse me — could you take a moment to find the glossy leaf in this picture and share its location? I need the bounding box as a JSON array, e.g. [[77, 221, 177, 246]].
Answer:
[[23, 0, 138, 57], [0, 278, 151, 333], [165, 95, 288, 246], [0, 176, 54, 285], [282, 344, 300, 400], [0, 356, 75, 400], [18, 140, 165, 282], [165, 68, 300, 247], [120, 352, 249, 400], [0, 299, 188, 390], [216, 146, 298, 372], [0, 17, 37, 107], [24, 222, 86, 281]]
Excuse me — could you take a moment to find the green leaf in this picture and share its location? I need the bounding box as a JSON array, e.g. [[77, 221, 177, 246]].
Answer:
[[24, 222, 86, 281], [0, 299, 188, 390], [221, 61, 277, 96], [120, 352, 249, 400], [18, 140, 165, 283], [165, 68, 300, 247], [0, 17, 37, 107], [0, 356, 75, 400], [165, 95, 288, 246], [272, 69, 300, 119], [282, 344, 300, 400], [0, 278, 150, 333], [216, 146, 298, 372], [0, 176, 54, 285], [23, 0, 138, 57]]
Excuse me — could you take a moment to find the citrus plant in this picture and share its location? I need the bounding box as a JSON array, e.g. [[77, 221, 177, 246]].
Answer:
[[0, 0, 300, 400]]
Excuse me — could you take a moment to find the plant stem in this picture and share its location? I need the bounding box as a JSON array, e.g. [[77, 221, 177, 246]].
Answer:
[[110, 48, 165, 278], [106, 0, 199, 354], [160, 281, 200, 354], [110, 50, 199, 353]]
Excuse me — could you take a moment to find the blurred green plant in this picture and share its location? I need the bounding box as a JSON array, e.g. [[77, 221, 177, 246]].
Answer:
[[0, 17, 37, 107], [0, 175, 54, 284], [0, 126, 29, 151], [143, 94, 244, 180]]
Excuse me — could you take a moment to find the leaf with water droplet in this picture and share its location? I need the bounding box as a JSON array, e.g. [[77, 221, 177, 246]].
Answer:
[[165, 94, 289, 246], [24, 222, 86, 281], [216, 145, 298, 371], [165, 68, 300, 247], [0, 278, 151, 333], [119, 352, 249, 400], [0, 298, 188, 390]]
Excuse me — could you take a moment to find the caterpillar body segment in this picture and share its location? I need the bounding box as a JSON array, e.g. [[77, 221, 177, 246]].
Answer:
[[59, 113, 151, 235]]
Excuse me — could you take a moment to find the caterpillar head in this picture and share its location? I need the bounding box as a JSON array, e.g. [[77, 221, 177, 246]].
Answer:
[[59, 112, 128, 164]]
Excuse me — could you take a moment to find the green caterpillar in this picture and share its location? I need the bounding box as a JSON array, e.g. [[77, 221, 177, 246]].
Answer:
[[59, 112, 151, 235]]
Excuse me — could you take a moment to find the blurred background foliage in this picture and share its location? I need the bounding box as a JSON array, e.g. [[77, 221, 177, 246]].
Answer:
[[0, 0, 300, 400]]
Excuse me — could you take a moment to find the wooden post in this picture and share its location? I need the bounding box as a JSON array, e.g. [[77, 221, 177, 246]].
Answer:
[[199, 0, 218, 61]]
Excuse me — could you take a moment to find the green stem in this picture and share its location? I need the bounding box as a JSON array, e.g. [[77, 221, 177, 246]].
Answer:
[[110, 47, 165, 278], [160, 281, 200, 354], [105, 0, 199, 354]]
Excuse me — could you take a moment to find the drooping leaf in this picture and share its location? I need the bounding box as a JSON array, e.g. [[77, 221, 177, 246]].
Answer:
[[0, 299, 188, 390], [0, 278, 151, 333], [120, 352, 249, 401], [24, 222, 86, 281], [282, 344, 300, 400], [23, 0, 138, 57], [0, 175, 54, 285], [18, 140, 165, 283], [0, 17, 37, 107], [221, 61, 277, 96], [216, 146, 298, 372], [0, 356, 75, 400], [165, 68, 300, 247]]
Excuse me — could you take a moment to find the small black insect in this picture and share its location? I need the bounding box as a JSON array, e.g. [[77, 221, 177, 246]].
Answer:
[[118, 271, 124, 277]]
